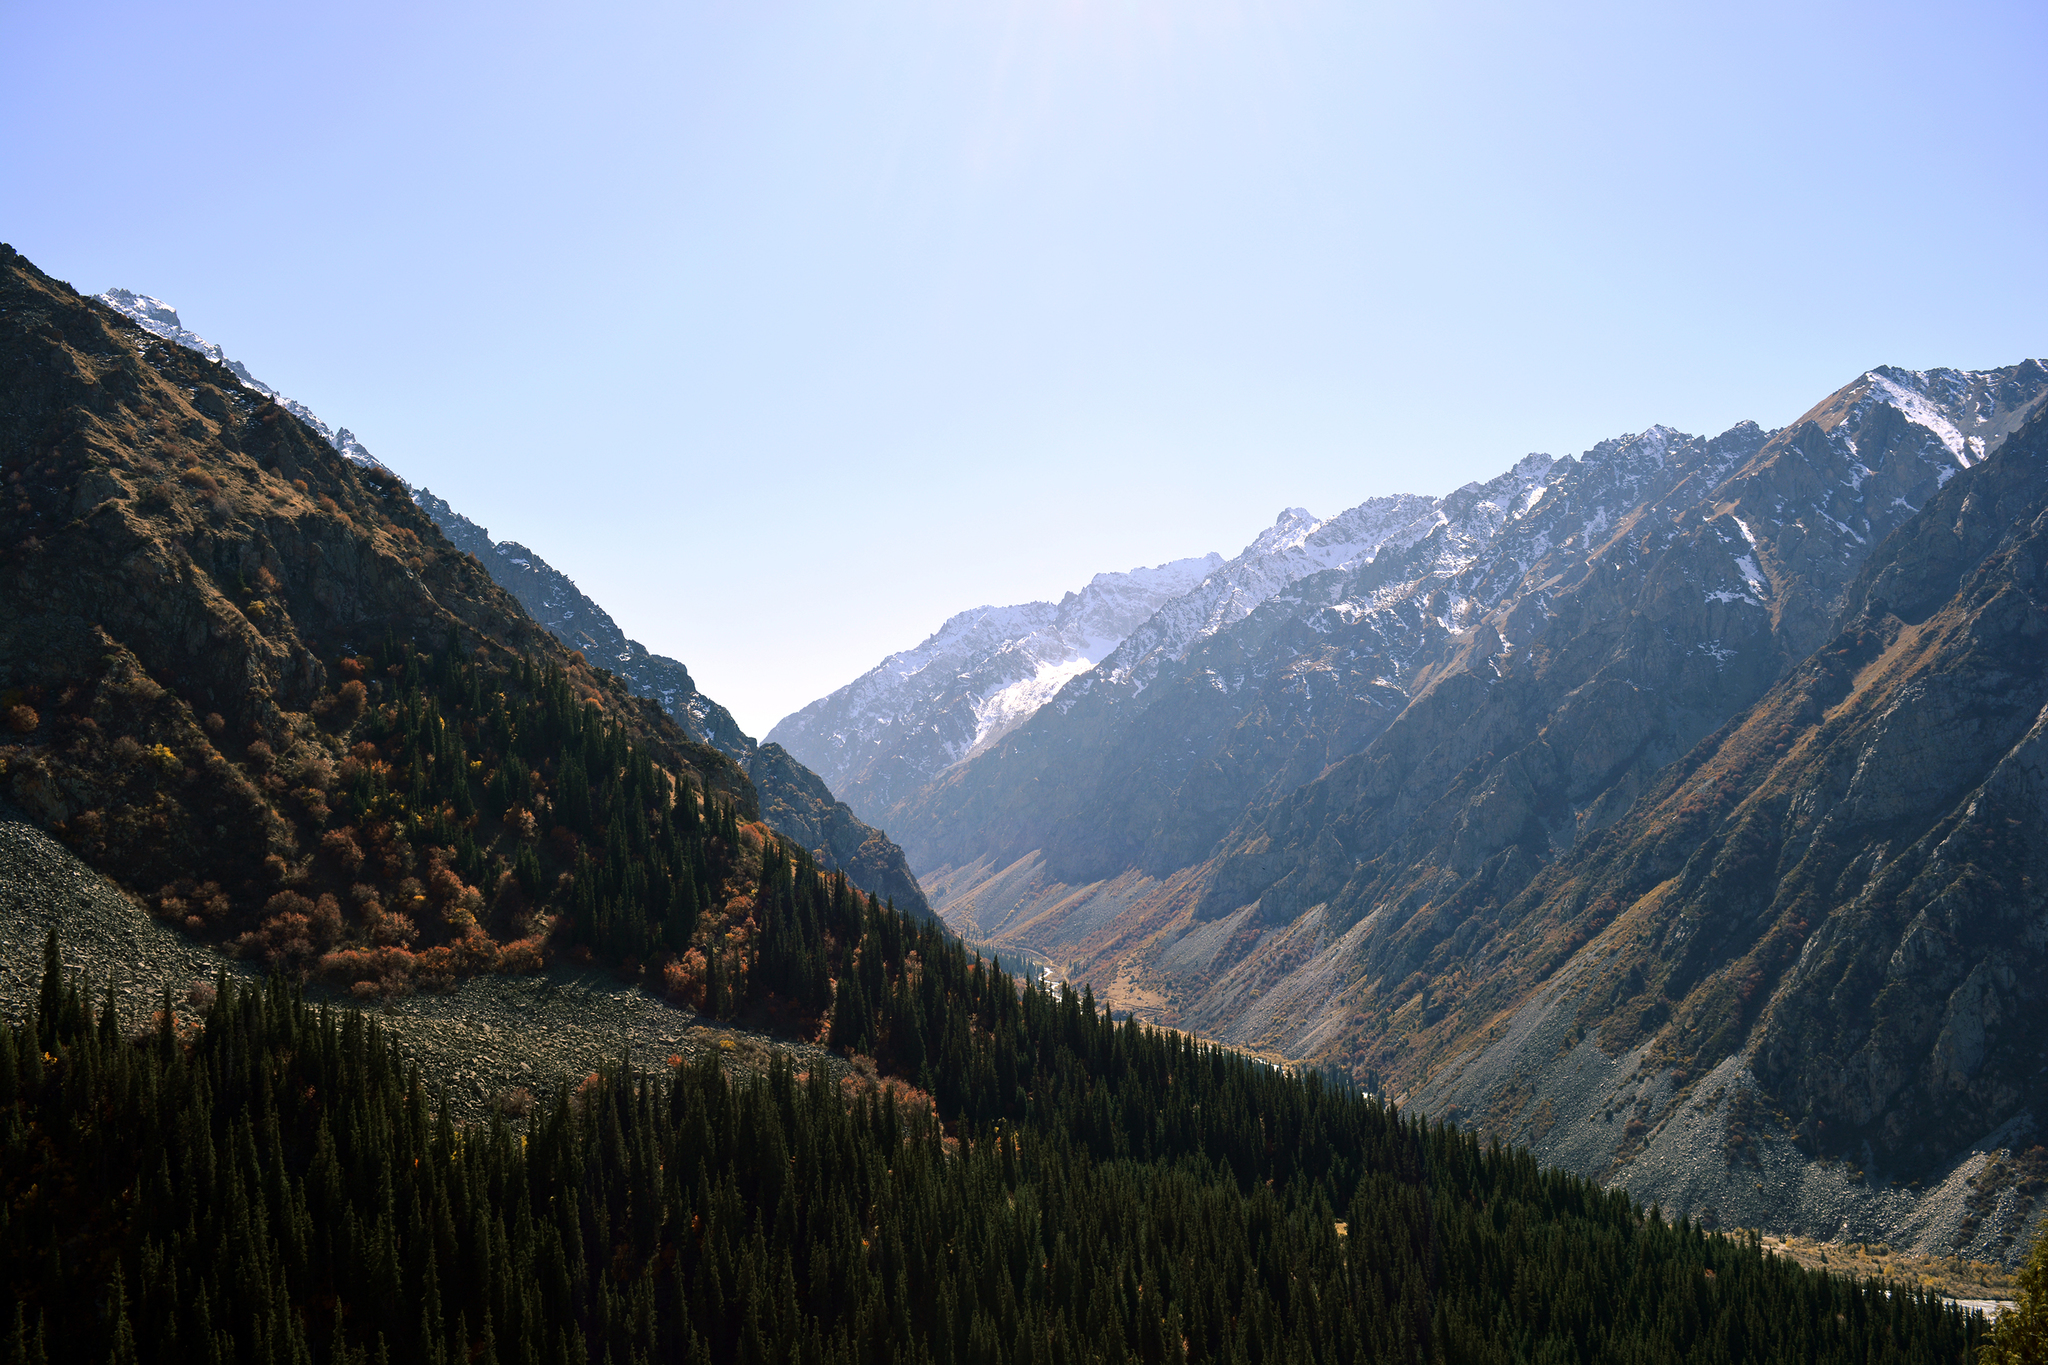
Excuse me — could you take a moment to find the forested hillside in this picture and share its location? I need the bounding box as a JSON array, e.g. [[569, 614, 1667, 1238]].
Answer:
[[0, 243, 933, 1006], [407, 488, 930, 920], [1, 925, 1983, 1365]]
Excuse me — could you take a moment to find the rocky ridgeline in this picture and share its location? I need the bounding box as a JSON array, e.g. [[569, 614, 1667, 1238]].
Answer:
[[97, 290, 385, 471], [410, 489, 755, 763]]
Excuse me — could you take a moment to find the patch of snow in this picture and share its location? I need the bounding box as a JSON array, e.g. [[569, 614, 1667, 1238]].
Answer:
[[1867, 370, 1968, 463]]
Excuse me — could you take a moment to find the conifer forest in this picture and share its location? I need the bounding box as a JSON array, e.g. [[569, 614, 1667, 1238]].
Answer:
[[0, 916, 1982, 1364]]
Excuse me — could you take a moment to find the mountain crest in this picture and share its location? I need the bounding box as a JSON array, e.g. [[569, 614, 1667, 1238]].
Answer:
[[96, 288, 387, 471]]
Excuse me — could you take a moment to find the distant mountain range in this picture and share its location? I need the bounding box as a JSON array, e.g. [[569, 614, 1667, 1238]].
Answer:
[[773, 358, 2048, 1260], [768, 553, 1223, 819], [95, 287, 929, 918]]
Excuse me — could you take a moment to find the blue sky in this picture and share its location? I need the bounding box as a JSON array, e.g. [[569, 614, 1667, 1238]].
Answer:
[[5, 0, 2043, 736]]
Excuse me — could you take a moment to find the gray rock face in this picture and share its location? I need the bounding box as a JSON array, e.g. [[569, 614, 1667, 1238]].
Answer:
[[862, 360, 2048, 1254], [1405, 400, 2048, 1260]]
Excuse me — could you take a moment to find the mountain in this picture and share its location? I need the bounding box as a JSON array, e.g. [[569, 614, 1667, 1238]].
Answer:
[[1395, 395, 2048, 1256], [888, 426, 1719, 887], [13, 250, 1995, 1365], [94, 284, 929, 919], [798, 357, 2048, 1254], [410, 491, 930, 918], [409, 488, 755, 761], [0, 242, 763, 985], [97, 289, 386, 470], [767, 553, 1223, 823]]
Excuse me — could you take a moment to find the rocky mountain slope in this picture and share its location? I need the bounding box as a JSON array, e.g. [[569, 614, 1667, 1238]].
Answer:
[[0, 242, 757, 966], [409, 492, 928, 917], [98, 289, 385, 470], [848, 357, 2048, 1255], [768, 554, 1222, 824], [94, 283, 928, 918], [1398, 397, 2048, 1260], [410, 488, 755, 761]]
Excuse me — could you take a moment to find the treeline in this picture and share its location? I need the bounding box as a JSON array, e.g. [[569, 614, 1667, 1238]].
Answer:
[[1, 928, 1982, 1365]]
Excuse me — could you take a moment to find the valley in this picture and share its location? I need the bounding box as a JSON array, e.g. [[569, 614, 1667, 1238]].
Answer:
[[0, 237, 2039, 1360], [775, 359, 2048, 1270]]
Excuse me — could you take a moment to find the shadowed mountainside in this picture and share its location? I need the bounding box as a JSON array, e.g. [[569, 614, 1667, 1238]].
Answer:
[[413, 489, 930, 918]]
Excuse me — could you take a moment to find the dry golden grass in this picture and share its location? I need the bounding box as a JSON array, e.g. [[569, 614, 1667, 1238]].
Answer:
[[1757, 1232, 2015, 1303]]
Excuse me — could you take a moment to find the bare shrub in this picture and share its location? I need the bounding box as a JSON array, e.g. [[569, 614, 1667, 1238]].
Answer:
[[239, 909, 317, 973], [372, 909, 418, 947], [333, 679, 368, 724], [321, 826, 366, 876]]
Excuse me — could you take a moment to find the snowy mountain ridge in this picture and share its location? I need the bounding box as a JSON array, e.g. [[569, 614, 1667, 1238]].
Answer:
[[97, 289, 386, 471], [1093, 491, 1447, 696], [766, 554, 1224, 822]]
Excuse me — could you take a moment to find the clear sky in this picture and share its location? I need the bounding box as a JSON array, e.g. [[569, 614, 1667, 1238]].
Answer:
[[6, 0, 2044, 737]]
